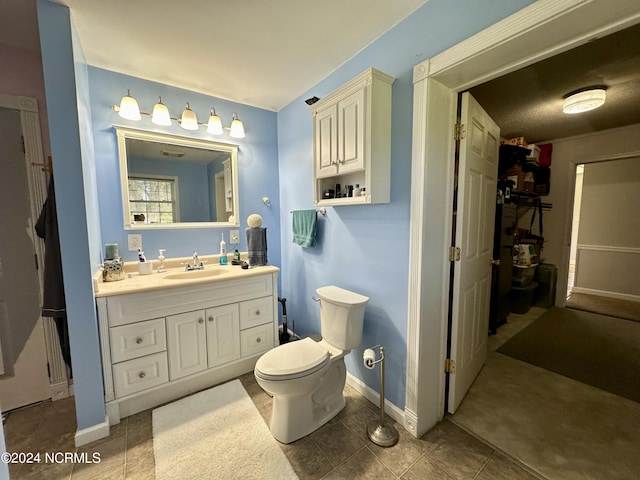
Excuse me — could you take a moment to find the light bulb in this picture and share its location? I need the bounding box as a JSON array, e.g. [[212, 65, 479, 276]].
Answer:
[[180, 103, 199, 130], [207, 108, 223, 135], [152, 97, 172, 126], [118, 90, 141, 121], [229, 113, 245, 138]]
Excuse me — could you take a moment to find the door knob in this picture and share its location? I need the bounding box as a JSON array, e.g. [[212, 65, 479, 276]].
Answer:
[[490, 258, 501, 266]]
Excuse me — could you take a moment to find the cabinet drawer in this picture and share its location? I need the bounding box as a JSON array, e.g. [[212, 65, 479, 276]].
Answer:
[[239, 296, 274, 330], [112, 352, 168, 398], [240, 323, 274, 357], [110, 318, 166, 364]]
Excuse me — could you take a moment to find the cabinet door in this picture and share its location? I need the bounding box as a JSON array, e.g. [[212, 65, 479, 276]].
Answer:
[[337, 87, 365, 174], [314, 106, 338, 178], [205, 304, 241, 368], [166, 311, 207, 380]]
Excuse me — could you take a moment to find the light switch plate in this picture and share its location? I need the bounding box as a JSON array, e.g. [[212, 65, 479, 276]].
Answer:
[[128, 234, 142, 251], [229, 230, 240, 244]]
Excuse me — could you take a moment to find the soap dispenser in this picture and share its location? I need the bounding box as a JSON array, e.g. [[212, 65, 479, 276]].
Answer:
[[157, 249, 167, 273], [219, 233, 228, 265]]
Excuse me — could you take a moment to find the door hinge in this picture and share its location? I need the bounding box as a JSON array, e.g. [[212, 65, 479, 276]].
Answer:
[[445, 359, 456, 373], [454, 123, 466, 140], [449, 246, 461, 262]]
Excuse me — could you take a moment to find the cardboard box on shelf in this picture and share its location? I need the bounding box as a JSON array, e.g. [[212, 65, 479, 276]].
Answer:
[[502, 165, 525, 190], [505, 136, 527, 147]]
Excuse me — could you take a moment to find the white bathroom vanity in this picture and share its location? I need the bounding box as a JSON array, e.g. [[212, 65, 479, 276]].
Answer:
[[94, 257, 278, 424]]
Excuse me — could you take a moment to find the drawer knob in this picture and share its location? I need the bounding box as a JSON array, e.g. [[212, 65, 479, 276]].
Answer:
[[199, 318, 204, 324], [135, 337, 143, 344], [256, 337, 262, 344], [139, 372, 146, 379], [208, 316, 214, 323], [255, 310, 261, 316]]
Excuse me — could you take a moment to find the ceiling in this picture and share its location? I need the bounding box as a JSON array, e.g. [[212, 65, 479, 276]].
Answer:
[[2, 1, 639, 140], [468, 22, 640, 144], [22, 0, 427, 112]]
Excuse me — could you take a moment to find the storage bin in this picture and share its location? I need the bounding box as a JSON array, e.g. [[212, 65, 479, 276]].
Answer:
[[512, 264, 537, 287], [534, 263, 557, 307], [510, 281, 538, 314]]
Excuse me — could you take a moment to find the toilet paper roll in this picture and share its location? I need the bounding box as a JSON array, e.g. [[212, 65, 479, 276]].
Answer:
[[363, 348, 376, 369]]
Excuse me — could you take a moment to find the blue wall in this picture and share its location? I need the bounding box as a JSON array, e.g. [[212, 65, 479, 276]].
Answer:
[[277, 0, 535, 409], [88, 68, 281, 267], [35, 0, 535, 435], [37, 0, 106, 431]]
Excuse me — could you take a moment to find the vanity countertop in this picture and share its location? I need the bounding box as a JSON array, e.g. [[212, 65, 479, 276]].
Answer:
[[94, 254, 278, 298]]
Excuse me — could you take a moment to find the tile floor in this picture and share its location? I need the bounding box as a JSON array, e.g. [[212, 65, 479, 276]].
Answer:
[[2, 371, 541, 480]]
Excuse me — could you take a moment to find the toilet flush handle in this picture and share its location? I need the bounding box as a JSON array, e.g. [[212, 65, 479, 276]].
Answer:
[[312, 296, 320, 302]]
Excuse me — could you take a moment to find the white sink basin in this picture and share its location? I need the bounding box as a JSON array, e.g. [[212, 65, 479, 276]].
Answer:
[[163, 268, 228, 280]]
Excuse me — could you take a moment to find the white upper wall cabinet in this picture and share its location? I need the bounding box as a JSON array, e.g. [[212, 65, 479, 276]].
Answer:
[[311, 68, 394, 206]]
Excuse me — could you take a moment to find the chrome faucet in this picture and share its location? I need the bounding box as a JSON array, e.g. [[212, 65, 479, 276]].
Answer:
[[184, 251, 205, 271]]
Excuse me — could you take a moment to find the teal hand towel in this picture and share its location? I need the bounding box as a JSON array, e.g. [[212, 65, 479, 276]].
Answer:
[[292, 210, 317, 248]]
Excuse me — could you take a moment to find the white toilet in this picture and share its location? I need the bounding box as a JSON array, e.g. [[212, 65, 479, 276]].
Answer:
[[254, 285, 369, 444]]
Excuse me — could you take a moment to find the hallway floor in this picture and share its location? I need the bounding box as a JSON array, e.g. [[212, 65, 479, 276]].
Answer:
[[451, 307, 640, 480], [2, 372, 539, 479]]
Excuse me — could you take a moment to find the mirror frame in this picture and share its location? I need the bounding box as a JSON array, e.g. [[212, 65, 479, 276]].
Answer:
[[115, 126, 240, 229]]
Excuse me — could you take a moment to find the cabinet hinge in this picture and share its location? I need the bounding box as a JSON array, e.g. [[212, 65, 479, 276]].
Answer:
[[449, 246, 461, 262], [445, 359, 456, 373], [454, 123, 466, 140]]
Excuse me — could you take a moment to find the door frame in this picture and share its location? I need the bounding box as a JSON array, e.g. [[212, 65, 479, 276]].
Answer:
[[0, 94, 70, 402], [404, 0, 640, 438]]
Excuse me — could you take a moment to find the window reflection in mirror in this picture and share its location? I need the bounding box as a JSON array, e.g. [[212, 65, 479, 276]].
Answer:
[[115, 127, 239, 229]]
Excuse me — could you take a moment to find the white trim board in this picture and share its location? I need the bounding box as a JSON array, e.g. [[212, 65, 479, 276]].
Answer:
[[406, 0, 640, 438]]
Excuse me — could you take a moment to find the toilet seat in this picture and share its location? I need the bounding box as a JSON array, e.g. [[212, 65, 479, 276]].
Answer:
[[255, 338, 330, 381]]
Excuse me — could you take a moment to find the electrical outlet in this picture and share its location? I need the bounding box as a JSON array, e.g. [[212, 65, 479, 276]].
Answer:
[[128, 234, 142, 251], [229, 230, 240, 244]]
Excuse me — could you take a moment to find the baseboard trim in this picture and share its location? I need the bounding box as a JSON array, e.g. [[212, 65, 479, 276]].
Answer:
[[74, 415, 110, 447], [346, 373, 405, 426], [570, 287, 640, 303]]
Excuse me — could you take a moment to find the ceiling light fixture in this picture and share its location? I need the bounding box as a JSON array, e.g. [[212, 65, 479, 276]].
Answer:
[[113, 91, 247, 138], [562, 88, 606, 114]]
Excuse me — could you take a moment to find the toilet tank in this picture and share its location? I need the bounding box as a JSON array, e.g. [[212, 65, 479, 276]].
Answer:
[[316, 286, 369, 350]]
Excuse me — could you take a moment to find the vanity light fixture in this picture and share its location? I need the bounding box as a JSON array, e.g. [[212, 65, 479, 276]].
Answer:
[[562, 88, 606, 114], [229, 113, 245, 138], [118, 90, 141, 121], [113, 92, 246, 138], [151, 97, 172, 126], [207, 108, 224, 135]]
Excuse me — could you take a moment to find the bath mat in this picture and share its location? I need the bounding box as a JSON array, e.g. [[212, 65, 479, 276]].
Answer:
[[153, 379, 298, 480], [497, 307, 640, 402]]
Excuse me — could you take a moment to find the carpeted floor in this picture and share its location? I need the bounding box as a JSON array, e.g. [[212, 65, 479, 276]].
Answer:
[[497, 306, 640, 403], [153, 379, 298, 480], [566, 292, 640, 323]]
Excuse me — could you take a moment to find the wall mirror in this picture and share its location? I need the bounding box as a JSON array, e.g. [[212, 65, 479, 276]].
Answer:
[[116, 126, 239, 229]]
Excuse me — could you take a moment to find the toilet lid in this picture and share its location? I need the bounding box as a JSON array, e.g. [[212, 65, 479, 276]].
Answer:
[[255, 338, 329, 380]]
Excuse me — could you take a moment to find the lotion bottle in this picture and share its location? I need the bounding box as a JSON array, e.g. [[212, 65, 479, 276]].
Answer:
[[219, 233, 228, 265]]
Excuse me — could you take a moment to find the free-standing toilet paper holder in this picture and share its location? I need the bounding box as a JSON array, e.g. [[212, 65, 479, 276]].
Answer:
[[363, 345, 399, 447]]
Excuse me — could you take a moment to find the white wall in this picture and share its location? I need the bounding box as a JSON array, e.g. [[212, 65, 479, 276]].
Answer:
[[575, 158, 640, 298], [539, 123, 640, 302]]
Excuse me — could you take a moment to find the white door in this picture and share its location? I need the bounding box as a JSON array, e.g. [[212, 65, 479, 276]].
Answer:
[[447, 93, 500, 413], [0, 107, 50, 411]]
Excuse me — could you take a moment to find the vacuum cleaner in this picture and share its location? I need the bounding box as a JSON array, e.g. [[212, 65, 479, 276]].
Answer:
[[278, 297, 291, 344]]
